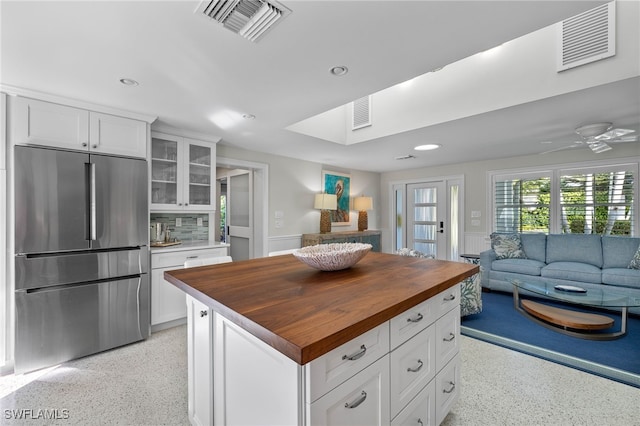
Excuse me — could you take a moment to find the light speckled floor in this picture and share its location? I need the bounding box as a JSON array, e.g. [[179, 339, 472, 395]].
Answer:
[[1, 326, 638, 425]]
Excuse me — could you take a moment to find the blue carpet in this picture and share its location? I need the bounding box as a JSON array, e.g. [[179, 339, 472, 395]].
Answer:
[[461, 290, 640, 388]]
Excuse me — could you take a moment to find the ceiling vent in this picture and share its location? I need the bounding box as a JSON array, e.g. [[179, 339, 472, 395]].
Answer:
[[352, 96, 372, 131], [196, 0, 291, 43], [557, 1, 615, 72]]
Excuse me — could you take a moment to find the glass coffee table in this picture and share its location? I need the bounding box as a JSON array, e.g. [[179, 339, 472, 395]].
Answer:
[[510, 280, 640, 340]]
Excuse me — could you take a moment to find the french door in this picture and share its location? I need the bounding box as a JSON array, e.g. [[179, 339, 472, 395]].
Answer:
[[227, 170, 253, 261], [395, 178, 462, 260], [407, 182, 447, 258]]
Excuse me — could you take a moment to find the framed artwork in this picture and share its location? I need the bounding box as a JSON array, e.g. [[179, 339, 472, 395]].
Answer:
[[322, 170, 351, 226]]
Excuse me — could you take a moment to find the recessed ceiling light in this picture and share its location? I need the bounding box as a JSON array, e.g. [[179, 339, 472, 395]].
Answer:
[[330, 66, 349, 76], [414, 144, 441, 151], [242, 114, 256, 120], [119, 78, 139, 86]]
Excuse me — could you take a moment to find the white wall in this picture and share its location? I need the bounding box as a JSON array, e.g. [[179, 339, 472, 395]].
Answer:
[[217, 144, 381, 250], [380, 144, 640, 253]]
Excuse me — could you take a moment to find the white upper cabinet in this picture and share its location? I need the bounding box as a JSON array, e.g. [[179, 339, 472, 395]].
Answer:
[[12, 96, 147, 158], [150, 131, 216, 211], [89, 112, 147, 158]]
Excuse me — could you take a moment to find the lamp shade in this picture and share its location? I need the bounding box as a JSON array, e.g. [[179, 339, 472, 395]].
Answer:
[[354, 196, 373, 211], [314, 193, 337, 210]]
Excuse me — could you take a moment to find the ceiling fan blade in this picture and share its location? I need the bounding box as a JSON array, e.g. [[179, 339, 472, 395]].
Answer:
[[594, 128, 635, 140], [540, 143, 582, 154], [588, 141, 612, 153], [609, 135, 638, 143]]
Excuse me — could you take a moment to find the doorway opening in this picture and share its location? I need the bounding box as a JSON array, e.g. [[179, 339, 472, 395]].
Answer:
[[216, 157, 268, 260]]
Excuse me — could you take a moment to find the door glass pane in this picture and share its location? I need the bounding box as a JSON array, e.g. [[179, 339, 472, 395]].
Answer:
[[414, 242, 436, 257], [230, 173, 250, 227], [414, 206, 436, 221], [395, 188, 403, 251], [414, 224, 436, 240], [414, 188, 436, 203], [188, 144, 211, 205]]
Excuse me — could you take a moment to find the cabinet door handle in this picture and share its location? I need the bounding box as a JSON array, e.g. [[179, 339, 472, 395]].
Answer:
[[344, 391, 367, 409], [417, 419, 424, 426], [443, 294, 456, 301], [92, 144, 98, 149], [443, 333, 456, 342], [443, 381, 456, 394], [81, 142, 88, 147], [342, 344, 367, 361], [406, 313, 423, 323], [200, 310, 208, 317], [186, 255, 199, 259], [407, 359, 423, 373]]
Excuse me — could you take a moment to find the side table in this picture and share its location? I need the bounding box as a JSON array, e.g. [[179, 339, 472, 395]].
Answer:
[[459, 254, 482, 316]]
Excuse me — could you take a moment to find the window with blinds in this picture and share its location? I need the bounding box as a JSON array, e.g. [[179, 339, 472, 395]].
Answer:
[[494, 176, 551, 234], [491, 163, 637, 236], [560, 170, 634, 235]]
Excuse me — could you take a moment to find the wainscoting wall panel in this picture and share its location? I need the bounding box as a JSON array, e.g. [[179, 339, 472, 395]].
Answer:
[[464, 232, 490, 255]]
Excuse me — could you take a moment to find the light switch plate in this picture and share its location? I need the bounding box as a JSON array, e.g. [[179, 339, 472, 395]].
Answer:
[[175, 218, 182, 227], [275, 210, 284, 219], [471, 219, 481, 226], [275, 220, 283, 228], [471, 210, 481, 218]]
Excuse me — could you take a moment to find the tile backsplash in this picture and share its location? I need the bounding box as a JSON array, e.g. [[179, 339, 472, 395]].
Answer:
[[150, 213, 209, 242]]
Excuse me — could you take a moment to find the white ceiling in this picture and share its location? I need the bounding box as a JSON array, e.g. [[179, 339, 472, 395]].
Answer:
[[1, 1, 638, 172]]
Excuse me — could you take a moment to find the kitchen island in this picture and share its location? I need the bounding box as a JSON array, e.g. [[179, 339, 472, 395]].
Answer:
[[165, 252, 478, 426]]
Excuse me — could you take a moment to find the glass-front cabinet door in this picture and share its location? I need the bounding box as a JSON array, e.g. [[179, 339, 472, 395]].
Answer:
[[185, 141, 213, 209], [150, 132, 216, 211]]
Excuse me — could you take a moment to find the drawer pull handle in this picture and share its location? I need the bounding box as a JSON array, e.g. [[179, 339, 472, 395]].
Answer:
[[443, 381, 456, 394], [186, 256, 199, 259], [443, 333, 456, 342], [443, 294, 456, 301], [406, 313, 423, 323], [344, 391, 367, 409], [200, 310, 208, 317], [342, 345, 367, 361], [407, 359, 423, 373]]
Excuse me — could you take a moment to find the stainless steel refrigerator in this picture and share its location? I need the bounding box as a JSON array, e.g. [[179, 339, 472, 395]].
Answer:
[[14, 145, 149, 374]]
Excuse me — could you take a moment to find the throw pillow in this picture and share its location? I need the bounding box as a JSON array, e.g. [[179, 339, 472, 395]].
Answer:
[[490, 233, 527, 259], [628, 244, 640, 269]]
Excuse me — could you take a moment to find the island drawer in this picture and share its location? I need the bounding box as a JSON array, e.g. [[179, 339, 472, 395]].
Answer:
[[390, 324, 436, 418], [435, 354, 460, 426], [306, 321, 390, 403], [309, 354, 390, 426], [391, 379, 435, 426], [389, 296, 438, 350], [435, 307, 460, 372], [152, 247, 227, 269], [434, 284, 461, 318]]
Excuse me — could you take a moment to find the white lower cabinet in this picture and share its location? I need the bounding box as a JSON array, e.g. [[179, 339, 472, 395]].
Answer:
[[151, 246, 227, 329], [186, 284, 462, 426]]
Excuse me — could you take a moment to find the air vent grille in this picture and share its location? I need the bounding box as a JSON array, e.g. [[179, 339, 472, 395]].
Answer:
[[557, 1, 615, 72], [352, 96, 372, 130], [197, 0, 291, 42]]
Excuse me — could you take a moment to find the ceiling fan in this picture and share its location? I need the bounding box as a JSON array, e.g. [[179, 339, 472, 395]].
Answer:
[[541, 122, 638, 154]]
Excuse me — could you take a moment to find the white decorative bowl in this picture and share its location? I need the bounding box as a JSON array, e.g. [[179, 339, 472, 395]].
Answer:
[[293, 243, 372, 271]]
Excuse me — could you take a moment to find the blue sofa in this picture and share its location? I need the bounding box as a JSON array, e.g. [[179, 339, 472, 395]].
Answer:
[[480, 234, 640, 314]]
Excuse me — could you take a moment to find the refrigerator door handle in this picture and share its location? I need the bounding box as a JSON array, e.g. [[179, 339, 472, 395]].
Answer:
[[86, 162, 97, 241]]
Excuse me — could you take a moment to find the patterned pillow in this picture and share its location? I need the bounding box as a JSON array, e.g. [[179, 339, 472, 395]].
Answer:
[[490, 233, 527, 259], [629, 244, 640, 269]]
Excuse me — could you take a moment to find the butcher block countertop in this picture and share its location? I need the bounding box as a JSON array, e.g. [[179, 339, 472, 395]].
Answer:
[[164, 252, 478, 365]]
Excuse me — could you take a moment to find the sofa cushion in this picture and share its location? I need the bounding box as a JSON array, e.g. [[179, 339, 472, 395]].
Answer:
[[602, 268, 640, 289], [490, 233, 527, 259], [491, 259, 545, 276], [629, 244, 640, 270], [541, 262, 602, 284], [519, 233, 547, 263], [601, 236, 640, 269], [546, 234, 603, 268]]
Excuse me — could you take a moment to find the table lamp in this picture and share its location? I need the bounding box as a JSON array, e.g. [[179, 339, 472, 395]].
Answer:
[[354, 196, 373, 232], [314, 193, 337, 233]]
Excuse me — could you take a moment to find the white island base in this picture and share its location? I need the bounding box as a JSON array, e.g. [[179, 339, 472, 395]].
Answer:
[[186, 284, 461, 426]]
